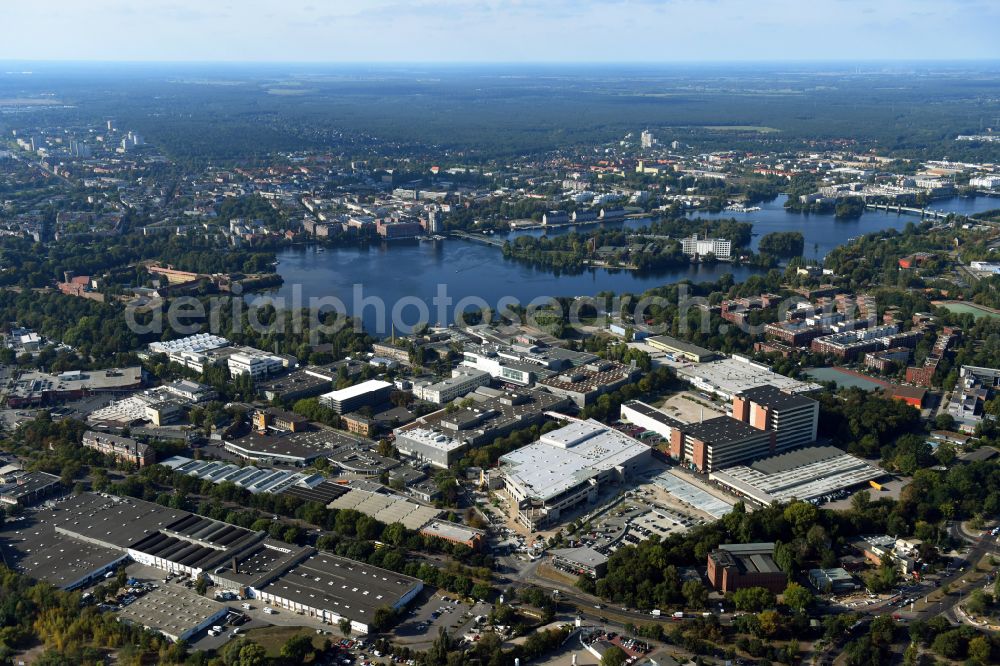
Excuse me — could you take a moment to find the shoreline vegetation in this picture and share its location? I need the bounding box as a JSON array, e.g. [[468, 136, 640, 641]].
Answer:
[[499, 217, 802, 274]]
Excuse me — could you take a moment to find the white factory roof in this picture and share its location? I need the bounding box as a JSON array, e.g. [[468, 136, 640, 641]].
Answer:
[[500, 419, 649, 502], [321, 379, 392, 402], [149, 333, 229, 355], [399, 428, 466, 453], [709, 446, 884, 505], [675, 356, 821, 398]]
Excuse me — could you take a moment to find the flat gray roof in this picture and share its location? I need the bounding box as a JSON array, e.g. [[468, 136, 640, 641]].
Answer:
[[0, 471, 60, 502], [420, 520, 484, 543], [647, 335, 715, 358], [737, 385, 817, 411], [257, 551, 422, 620], [118, 583, 228, 641], [549, 546, 608, 568], [750, 445, 845, 475], [46, 493, 187, 550], [212, 539, 311, 588], [500, 420, 650, 502], [622, 400, 684, 428], [710, 446, 884, 505], [0, 521, 125, 589], [682, 415, 765, 444]]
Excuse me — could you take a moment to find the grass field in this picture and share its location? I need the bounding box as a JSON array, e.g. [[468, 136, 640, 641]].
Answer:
[[935, 301, 1000, 320], [243, 625, 327, 658]]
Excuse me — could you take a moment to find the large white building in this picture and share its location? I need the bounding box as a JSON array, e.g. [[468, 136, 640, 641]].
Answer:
[[227, 349, 286, 379], [394, 428, 467, 469], [970, 261, 1000, 275], [672, 355, 822, 400], [970, 175, 1000, 190], [461, 349, 536, 386], [498, 419, 652, 529], [149, 334, 230, 371], [681, 235, 732, 260], [412, 368, 491, 404], [319, 379, 393, 414], [620, 400, 684, 440]]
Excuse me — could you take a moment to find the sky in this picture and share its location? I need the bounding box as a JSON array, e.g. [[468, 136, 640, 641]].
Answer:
[[3, 0, 1000, 63]]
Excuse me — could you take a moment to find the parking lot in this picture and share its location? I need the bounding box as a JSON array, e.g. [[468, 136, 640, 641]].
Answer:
[[573, 485, 709, 556], [393, 591, 492, 650], [659, 391, 725, 423], [108, 562, 345, 650]]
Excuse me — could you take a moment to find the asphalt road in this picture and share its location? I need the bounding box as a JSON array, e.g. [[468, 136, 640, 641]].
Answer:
[[813, 520, 999, 665]]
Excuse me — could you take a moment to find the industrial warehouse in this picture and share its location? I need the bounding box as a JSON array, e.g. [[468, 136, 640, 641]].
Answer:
[[672, 356, 821, 400], [254, 551, 423, 633], [0, 493, 422, 634], [708, 446, 886, 506], [498, 418, 652, 529], [118, 584, 230, 642], [393, 386, 570, 468]]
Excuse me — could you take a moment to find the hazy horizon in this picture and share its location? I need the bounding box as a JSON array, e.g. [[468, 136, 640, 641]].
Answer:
[[4, 0, 999, 63]]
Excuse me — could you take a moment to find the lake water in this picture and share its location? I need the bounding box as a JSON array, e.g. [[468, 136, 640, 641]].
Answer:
[[507, 194, 1000, 260], [264, 194, 1000, 335]]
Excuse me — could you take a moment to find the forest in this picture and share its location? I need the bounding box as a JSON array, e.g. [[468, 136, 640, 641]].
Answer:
[[757, 231, 805, 258], [500, 217, 756, 273], [4, 64, 1000, 163]]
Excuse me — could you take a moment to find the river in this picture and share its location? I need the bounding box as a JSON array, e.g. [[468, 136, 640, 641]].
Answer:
[[261, 194, 999, 335]]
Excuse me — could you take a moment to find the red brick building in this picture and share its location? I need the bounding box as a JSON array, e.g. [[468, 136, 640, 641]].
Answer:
[[707, 543, 787, 594]]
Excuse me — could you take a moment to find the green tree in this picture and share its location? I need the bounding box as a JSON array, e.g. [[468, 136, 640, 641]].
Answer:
[[965, 589, 988, 616], [238, 642, 268, 666], [731, 587, 776, 612], [968, 635, 992, 664], [782, 582, 814, 612], [428, 626, 454, 666], [757, 609, 782, 637], [931, 629, 965, 659], [372, 605, 395, 631], [934, 412, 956, 431], [783, 501, 819, 537], [601, 645, 629, 666], [280, 634, 315, 662], [339, 618, 352, 637], [471, 582, 492, 601], [682, 579, 708, 609]]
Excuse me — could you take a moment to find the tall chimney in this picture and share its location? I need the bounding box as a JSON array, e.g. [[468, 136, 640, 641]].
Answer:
[[232, 556, 238, 574]]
